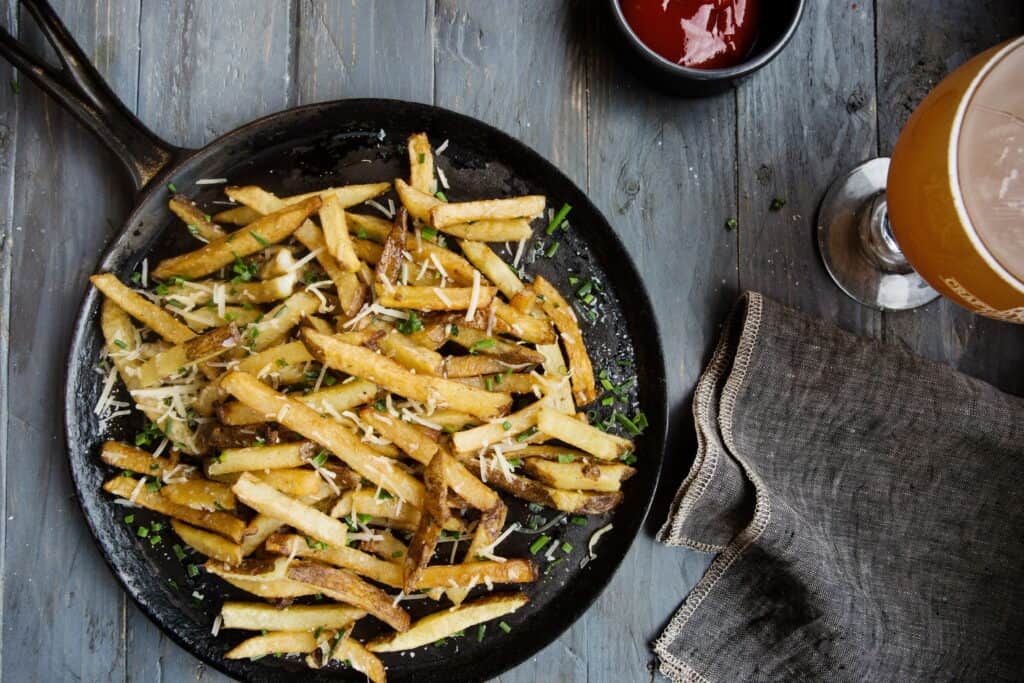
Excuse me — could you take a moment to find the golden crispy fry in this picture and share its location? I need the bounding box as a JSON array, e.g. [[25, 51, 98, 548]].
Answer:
[[345, 211, 391, 242], [236, 340, 314, 380], [360, 529, 409, 561], [533, 275, 598, 406], [330, 489, 467, 533], [403, 452, 447, 591], [445, 501, 507, 605], [394, 177, 441, 223], [162, 479, 236, 511], [219, 575, 319, 598], [153, 197, 320, 280], [251, 469, 326, 498], [444, 325, 545, 365], [227, 183, 390, 215], [431, 195, 545, 228], [442, 355, 510, 378], [408, 132, 435, 194], [178, 305, 261, 332], [267, 534, 404, 588], [536, 408, 633, 461], [240, 514, 283, 557], [375, 209, 409, 289], [231, 473, 349, 548], [351, 238, 383, 265], [220, 371, 425, 505], [169, 194, 226, 242], [315, 634, 386, 683], [440, 450, 501, 512], [434, 219, 533, 242], [406, 238, 480, 285], [258, 247, 297, 279], [224, 631, 318, 660], [293, 220, 367, 317], [222, 378, 379, 426], [363, 325, 444, 376], [452, 396, 553, 453], [358, 407, 439, 465], [286, 560, 411, 632], [212, 205, 261, 226], [219, 602, 366, 632], [301, 330, 512, 419], [456, 240, 523, 299], [135, 324, 239, 388], [92, 274, 195, 343], [523, 458, 635, 492], [99, 441, 182, 479], [102, 476, 246, 541], [492, 300, 555, 344], [534, 342, 575, 413], [454, 373, 541, 395], [249, 291, 321, 351], [206, 442, 315, 475], [170, 519, 243, 565], [474, 461, 623, 513], [377, 285, 496, 312], [369, 593, 529, 653], [320, 194, 361, 272]]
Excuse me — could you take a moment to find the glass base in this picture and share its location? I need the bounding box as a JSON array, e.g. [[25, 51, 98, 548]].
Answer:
[[817, 158, 940, 312]]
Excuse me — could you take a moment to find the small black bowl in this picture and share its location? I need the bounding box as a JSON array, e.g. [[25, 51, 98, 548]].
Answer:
[[607, 0, 806, 97]]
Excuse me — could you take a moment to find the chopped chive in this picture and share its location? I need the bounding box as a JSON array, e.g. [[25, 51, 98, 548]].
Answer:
[[615, 413, 642, 435], [420, 226, 438, 240], [113, 339, 128, 349], [397, 310, 423, 335], [356, 228, 368, 239], [725, 217, 738, 230], [601, 396, 614, 406], [124, 514, 135, 524], [557, 454, 575, 463], [529, 535, 551, 555], [485, 377, 494, 391], [249, 230, 269, 247], [571, 515, 587, 526], [561, 542, 573, 553], [528, 503, 545, 513], [545, 557, 565, 575], [477, 624, 486, 642], [357, 513, 373, 524], [770, 197, 787, 211], [576, 281, 593, 297], [130, 272, 142, 284], [545, 203, 572, 235], [418, 153, 426, 164], [314, 625, 324, 639], [498, 621, 512, 634], [392, 550, 404, 559], [622, 453, 638, 465], [186, 563, 199, 578], [167, 182, 177, 193], [434, 191, 448, 202], [568, 276, 579, 286], [501, 421, 512, 431], [507, 458, 522, 468], [633, 411, 649, 429], [9, 79, 20, 94], [544, 241, 560, 258], [468, 339, 496, 354], [311, 450, 330, 468], [515, 427, 537, 443], [172, 544, 186, 561], [149, 535, 162, 546], [136, 527, 149, 538]]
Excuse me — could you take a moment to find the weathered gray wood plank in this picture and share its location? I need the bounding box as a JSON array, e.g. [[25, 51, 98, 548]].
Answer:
[[736, 1, 881, 337], [877, 0, 1024, 396], [296, 0, 435, 104], [2, 1, 141, 681], [123, 2, 296, 680]]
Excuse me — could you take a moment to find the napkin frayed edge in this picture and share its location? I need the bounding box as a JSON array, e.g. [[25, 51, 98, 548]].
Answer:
[[652, 292, 774, 683]]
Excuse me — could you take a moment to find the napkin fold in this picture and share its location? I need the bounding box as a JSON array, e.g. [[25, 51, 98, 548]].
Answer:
[[654, 292, 1024, 682]]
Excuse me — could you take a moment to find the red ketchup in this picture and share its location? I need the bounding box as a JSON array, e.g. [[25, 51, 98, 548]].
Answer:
[[619, 0, 760, 70]]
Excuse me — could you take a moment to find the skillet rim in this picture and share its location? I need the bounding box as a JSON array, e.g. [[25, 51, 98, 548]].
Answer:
[[64, 97, 669, 682]]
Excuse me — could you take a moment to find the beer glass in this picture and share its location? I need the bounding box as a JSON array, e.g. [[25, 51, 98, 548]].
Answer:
[[817, 36, 1024, 322]]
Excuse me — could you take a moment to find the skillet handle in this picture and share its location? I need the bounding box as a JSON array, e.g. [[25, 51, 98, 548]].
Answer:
[[0, 0, 186, 191]]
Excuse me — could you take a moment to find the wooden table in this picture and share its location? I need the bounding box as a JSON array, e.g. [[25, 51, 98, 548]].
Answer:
[[1, 1, 1021, 681]]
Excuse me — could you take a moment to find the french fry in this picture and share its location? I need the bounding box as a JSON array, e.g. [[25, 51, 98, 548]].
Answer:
[[443, 355, 510, 378], [162, 479, 237, 511], [368, 594, 529, 653], [286, 561, 411, 632], [236, 340, 314, 380], [395, 177, 441, 223], [220, 371, 425, 505], [240, 514, 283, 557], [403, 452, 447, 591], [91, 274, 195, 343], [206, 442, 315, 475], [351, 238, 383, 264], [535, 342, 575, 413], [219, 575, 319, 599], [536, 408, 633, 461], [153, 197, 321, 280], [445, 500, 506, 605], [221, 377, 378, 427], [452, 397, 553, 453], [231, 473, 349, 548], [99, 441, 181, 479], [102, 476, 246, 541], [431, 195, 545, 228], [169, 194, 226, 242], [220, 602, 366, 632], [214, 272, 297, 304], [224, 631, 318, 660], [320, 194, 360, 272], [492, 300, 555, 344], [345, 211, 391, 242], [358, 407, 439, 465], [377, 285, 496, 312], [251, 469, 326, 498], [135, 324, 239, 388], [408, 132, 435, 194], [177, 305, 261, 332], [226, 183, 390, 215], [440, 450, 501, 512], [434, 219, 533, 242], [301, 330, 512, 419], [258, 247, 297, 279], [406, 239, 480, 285], [248, 291, 321, 351], [368, 326, 444, 375], [293, 220, 366, 317], [375, 209, 409, 288], [474, 462, 623, 513], [444, 325, 545, 365], [360, 529, 409, 561], [330, 489, 467, 533], [212, 205, 261, 226], [533, 275, 598, 406], [457, 240, 524, 299], [170, 519, 243, 565], [523, 458, 635, 492], [315, 634, 385, 683], [454, 373, 541, 395]]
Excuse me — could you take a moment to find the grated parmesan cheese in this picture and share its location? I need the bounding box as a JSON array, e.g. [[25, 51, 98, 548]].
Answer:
[[196, 178, 228, 185], [433, 287, 453, 307], [465, 270, 481, 321]]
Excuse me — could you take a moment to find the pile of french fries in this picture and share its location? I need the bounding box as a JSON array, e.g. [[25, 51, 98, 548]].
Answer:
[[90, 132, 638, 679]]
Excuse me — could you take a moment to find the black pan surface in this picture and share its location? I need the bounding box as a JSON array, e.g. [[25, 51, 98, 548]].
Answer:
[[64, 101, 668, 682], [1, 2, 667, 680]]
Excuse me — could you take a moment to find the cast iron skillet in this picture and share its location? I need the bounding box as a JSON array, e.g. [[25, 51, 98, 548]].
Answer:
[[0, 1, 667, 681]]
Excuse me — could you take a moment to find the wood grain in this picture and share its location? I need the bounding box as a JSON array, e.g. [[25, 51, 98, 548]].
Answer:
[[877, 0, 1024, 395], [736, 0, 882, 337], [2, 1, 139, 681]]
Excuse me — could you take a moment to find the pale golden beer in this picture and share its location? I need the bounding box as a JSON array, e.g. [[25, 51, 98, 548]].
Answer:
[[888, 37, 1024, 323]]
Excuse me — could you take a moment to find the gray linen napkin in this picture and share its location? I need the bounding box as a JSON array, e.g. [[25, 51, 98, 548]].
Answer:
[[654, 291, 1024, 682]]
